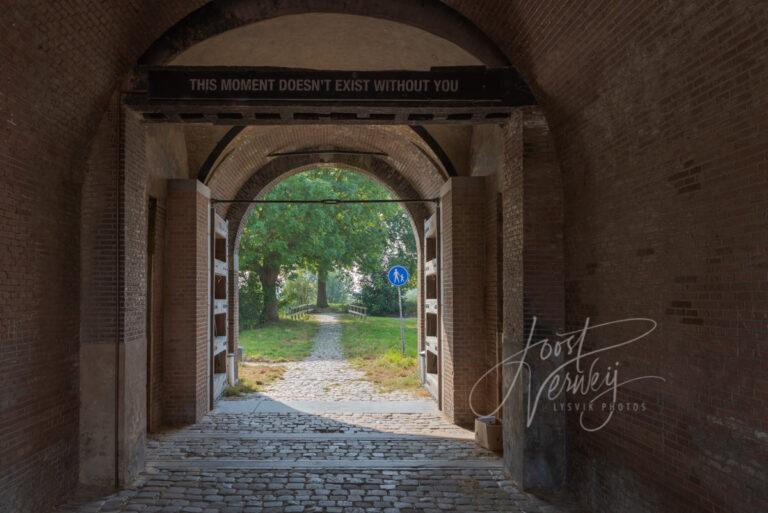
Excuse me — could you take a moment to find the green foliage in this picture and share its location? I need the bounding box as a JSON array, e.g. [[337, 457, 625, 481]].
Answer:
[[239, 317, 320, 362], [326, 270, 354, 304], [403, 288, 418, 317], [360, 271, 399, 316], [238, 167, 417, 323], [238, 271, 263, 330], [279, 270, 317, 309], [239, 167, 397, 276], [357, 197, 417, 316]]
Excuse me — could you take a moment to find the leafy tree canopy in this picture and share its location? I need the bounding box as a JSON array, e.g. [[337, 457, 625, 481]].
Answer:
[[238, 167, 416, 320]]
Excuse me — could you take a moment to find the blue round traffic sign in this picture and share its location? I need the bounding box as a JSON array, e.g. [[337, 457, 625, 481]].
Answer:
[[387, 265, 410, 287]]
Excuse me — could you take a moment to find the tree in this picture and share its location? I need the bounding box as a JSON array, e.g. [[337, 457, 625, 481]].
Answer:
[[359, 208, 418, 315], [237, 271, 263, 330], [279, 269, 317, 308], [239, 204, 305, 321], [326, 270, 353, 305], [238, 168, 409, 320]]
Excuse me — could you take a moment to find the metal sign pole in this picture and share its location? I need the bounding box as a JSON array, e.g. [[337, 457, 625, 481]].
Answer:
[[387, 264, 410, 355], [398, 286, 406, 355]]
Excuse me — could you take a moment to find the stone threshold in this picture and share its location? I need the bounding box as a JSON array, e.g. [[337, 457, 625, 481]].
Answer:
[[155, 431, 475, 441], [215, 399, 439, 414], [146, 458, 504, 470]]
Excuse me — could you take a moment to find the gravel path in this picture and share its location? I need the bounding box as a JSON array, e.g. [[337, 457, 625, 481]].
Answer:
[[259, 313, 421, 402]]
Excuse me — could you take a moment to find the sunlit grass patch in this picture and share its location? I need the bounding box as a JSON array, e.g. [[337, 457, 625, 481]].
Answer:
[[339, 314, 426, 395], [239, 316, 319, 362]]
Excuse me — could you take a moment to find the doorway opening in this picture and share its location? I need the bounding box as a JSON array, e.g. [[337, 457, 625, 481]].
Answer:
[[226, 167, 436, 408]]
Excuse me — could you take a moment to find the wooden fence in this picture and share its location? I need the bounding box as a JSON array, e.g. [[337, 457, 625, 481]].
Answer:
[[347, 304, 368, 319], [285, 303, 315, 320]]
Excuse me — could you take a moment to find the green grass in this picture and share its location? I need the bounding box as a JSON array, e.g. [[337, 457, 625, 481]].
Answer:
[[239, 316, 319, 362], [338, 314, 425, 394]]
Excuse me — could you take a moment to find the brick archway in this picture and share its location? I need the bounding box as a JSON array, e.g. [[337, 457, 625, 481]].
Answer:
[[200, 124, 449, 217], [220, 151, 439, 374], [5, 3, 768, 513], [137, 0, 509, 68], [71, 0, 565, 500]]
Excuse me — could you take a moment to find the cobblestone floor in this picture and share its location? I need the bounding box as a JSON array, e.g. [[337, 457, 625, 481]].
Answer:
[[57, 314, 586, 513], [176, 412, 470, 436], [146, 436, 496, 461]]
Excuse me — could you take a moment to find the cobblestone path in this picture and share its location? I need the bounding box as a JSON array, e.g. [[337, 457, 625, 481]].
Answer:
[[57, 314, 585, 513]]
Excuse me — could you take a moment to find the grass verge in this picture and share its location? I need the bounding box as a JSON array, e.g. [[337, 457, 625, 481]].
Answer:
[[239, 316, 319, 362], [223, 364, 287, 397], [338, 314, 426, 395]]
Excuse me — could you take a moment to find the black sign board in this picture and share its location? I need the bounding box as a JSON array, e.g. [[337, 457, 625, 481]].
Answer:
[[144, 66, 534, 106]]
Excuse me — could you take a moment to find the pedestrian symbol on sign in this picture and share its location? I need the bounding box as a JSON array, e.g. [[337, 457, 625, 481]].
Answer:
[[387, 265, 409, 287]]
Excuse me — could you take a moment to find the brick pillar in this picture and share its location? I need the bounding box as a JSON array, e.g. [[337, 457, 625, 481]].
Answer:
[[502, 109, 566, 490], [162, 179, 211, 425], [440, 176, 488, 426], [79, 106, 150, 487]]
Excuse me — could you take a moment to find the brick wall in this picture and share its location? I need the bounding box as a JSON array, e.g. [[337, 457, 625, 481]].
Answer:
[[145, 124, 192, 433], [78, 94, 121, 489], [147, 201, 165, 433], [458, 2, 768, 510], [501, 111, 527, 486], [440, 176, 489, 426], [1, 2, 766, 512], [77, 102, 185, 488], [162, 180, 210, 425], [119, 110, 150, 485], [500, 110, 567, 489], [0, 3, 203, 509], [469, 124, 506, 414]]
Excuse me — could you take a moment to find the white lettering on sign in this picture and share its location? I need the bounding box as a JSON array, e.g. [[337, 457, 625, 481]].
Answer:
[[189, 78, 218, 92], [220, 78, 276, 92], [184, 76, 463, 96], [334, 79, 371, 92], [277, 78, 333, 92], [373, 79, 431, 93], [433, 79, 459, 92]]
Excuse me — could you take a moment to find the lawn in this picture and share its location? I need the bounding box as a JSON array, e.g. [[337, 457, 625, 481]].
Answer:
[[338, 314, 425, 395], [239, 316, 319, 362]]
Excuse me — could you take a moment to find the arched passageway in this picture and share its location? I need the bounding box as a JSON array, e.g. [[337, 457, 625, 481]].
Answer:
[[2, 2, 766, 513], [76, 6, 547, 511]]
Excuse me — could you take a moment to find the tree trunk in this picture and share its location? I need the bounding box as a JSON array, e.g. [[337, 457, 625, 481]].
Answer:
[[316, 265, 329, 308], [259, 260, 280, 321]]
